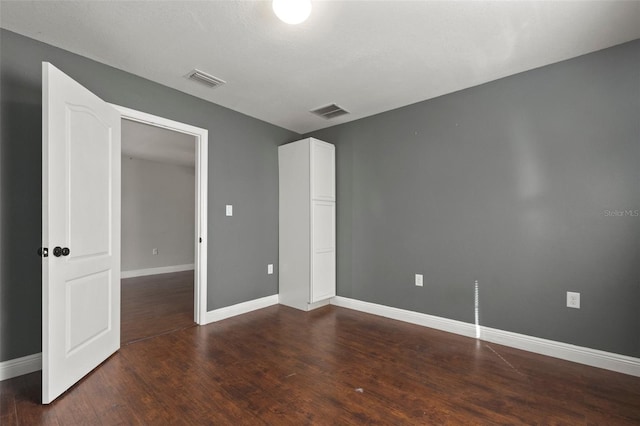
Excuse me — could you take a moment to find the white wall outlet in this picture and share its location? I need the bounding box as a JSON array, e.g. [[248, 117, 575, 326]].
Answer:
[[567, 291, 580, 309], [267, 264, 274, 274], [152, 248, 158, 255], [225, 205, 233, 216], [415, 274, 423, 287]]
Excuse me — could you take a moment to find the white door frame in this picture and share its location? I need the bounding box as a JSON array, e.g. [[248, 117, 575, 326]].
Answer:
[[111, 105, 208, 325]]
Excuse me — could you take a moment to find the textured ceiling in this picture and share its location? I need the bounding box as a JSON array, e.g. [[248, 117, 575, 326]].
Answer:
[[1, 1, 639, 134]]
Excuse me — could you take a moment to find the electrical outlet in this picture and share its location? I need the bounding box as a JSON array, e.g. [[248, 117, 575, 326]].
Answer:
[[567, 291, 580, 309], [152, 248, 158, 255], [415, 274, 423, 287], [267, 264, 274, 275]]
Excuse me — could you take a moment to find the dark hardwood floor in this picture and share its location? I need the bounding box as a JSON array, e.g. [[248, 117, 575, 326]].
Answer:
[[120, 270, 195, 344], [2, 304, 640, 424]]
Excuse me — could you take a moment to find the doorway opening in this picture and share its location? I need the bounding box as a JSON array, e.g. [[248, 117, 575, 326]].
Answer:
[[112, 105, 209, 343]]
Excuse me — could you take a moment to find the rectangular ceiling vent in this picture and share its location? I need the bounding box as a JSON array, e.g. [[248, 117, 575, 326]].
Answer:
[[310, 104, 350, 119], [186, 69, 226, 88]]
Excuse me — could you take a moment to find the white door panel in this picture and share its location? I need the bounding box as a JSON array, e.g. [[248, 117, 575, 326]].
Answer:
[[65, 270, 111, 355], [311, 140, 335, 201], [42, 62, 121, 404], [311, 201, 335, 302], [67, 105, 113, 258], [312, 201, 335, 250], [311, 251, 336, 303]]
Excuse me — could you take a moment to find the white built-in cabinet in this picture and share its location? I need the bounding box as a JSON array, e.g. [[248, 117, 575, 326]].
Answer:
[[278, 138, 336, 311]]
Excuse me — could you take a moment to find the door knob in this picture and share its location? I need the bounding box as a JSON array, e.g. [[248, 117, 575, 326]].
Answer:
[[38, 247, 49, 257], [53, 247, 70, 257]]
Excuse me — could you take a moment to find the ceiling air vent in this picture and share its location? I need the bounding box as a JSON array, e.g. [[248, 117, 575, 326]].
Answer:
[[310, 104, 350, 119], [186, 69, 226, 89]]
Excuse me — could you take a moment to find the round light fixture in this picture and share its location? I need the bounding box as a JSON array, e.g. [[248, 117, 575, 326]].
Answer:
[[272, 0, 312, 25]]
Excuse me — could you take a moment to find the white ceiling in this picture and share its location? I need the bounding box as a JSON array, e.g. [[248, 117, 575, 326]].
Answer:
[[1, 1, 639, 134], [122, 119, 195, 167]]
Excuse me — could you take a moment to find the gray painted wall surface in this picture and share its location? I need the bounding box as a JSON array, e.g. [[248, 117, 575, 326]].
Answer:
[[307, 40, 640, 357], [121, 157, 195, 272], [1, 27, 638, 363], [0, 29, 298, 361]]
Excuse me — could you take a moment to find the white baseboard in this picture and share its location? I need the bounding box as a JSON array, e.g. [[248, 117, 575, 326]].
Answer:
[[204, 294, 279, 324], [331, 296, 477, 338], [331, 296, 640, 377], [0, 353, 42, 381], [479, 326, 640, 377], [7, 296, 637, 381], [121, 263, 194, 279]]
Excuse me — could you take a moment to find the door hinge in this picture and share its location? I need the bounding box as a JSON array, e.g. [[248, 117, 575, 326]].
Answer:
[[199, 237, 202, 243]]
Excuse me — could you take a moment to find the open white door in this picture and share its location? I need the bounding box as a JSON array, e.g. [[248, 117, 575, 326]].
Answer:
[[42, 63, 121, 404]]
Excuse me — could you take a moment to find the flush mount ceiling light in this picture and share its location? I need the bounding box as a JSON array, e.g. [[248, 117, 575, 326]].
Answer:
[[272, 0, 312, 25]]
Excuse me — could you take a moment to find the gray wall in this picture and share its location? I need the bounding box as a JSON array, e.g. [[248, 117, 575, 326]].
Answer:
[[121, 156, 195, 273], [307, 40, 640, 358], [2, 26, 638, 363], [0, 29, 298, 362]]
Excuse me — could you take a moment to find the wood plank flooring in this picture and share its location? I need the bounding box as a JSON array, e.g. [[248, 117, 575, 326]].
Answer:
[[2, 304, 640, 424], [120, 271, 195, 344]]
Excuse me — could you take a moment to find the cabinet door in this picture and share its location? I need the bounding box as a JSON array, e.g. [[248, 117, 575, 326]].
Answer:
[[311, 140, 335, 201], [311, 201, 335, 302]]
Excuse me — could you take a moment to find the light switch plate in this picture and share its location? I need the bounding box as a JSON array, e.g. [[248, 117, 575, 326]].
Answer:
[[267, 264, 274, 274], [226, 205, 233, 216], [415, 274, 423, 287]]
